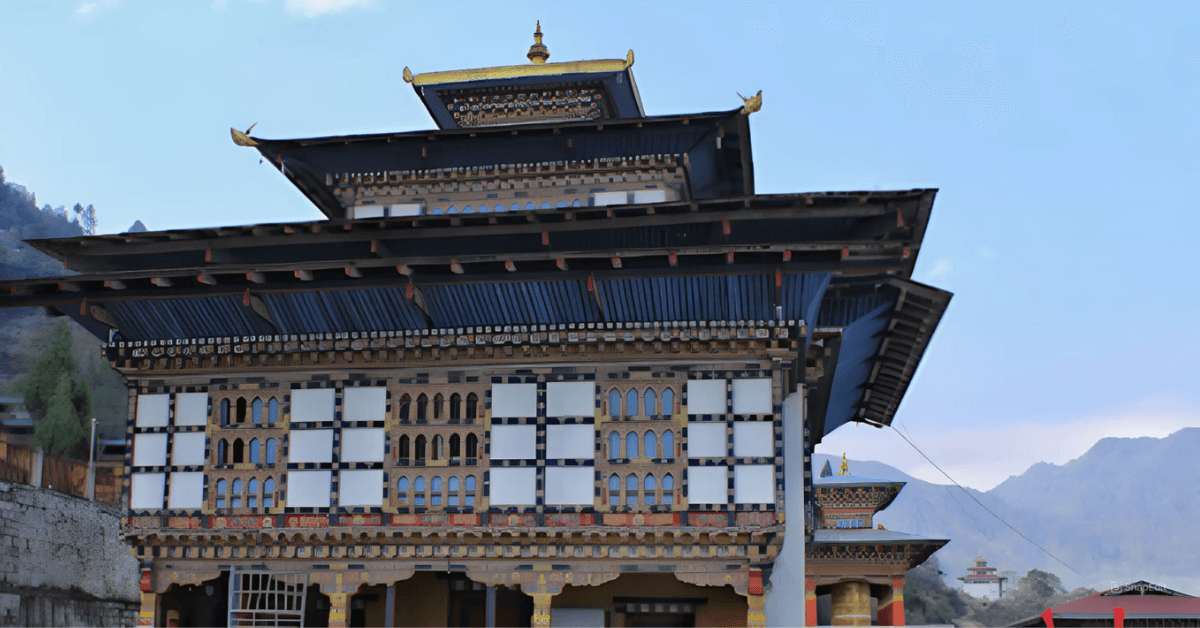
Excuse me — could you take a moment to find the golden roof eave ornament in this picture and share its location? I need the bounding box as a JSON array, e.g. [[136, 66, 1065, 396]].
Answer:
[[526, 20, 550, 65], [230, 123, 258, 147], [739, 90, 763, 115]]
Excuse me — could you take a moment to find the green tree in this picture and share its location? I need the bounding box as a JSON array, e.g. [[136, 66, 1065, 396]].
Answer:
[[22, 320, 92, 457], [904, 555, 967, 625]]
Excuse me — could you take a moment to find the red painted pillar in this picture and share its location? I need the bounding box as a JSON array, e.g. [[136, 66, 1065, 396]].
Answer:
[[805, 578, 818, 626], [876, 576, 905, 626]]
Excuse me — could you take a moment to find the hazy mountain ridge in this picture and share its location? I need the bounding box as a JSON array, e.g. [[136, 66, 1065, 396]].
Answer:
[[814, 427, 1200, 595]]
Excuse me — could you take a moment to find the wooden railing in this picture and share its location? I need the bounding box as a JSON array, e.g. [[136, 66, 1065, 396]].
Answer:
[[0, 436, 122, 508]]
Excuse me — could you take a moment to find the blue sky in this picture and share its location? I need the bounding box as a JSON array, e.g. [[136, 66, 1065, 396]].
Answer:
[[2, 1, 1197, 489]]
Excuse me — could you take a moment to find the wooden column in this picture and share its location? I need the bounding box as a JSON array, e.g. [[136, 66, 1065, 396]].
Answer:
[[830, 580, 872, 626], [877, 577, 905, 626], [531, 593, 553, 628], [384, 584, 395, 628], [485, 585, 496, 627], [805, 578, 818, 627], [137, 568, 155, 627], [747, 594, 766, 628], [328, 592, 349, 628]]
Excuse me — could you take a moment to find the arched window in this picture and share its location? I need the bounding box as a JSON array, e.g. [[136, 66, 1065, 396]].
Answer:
[[396, 477, 409, 505], [625, 474, 638, 505], [662, 388, 675, 416], [416, 395, 428, 421], [644, 431, 657, 459], [268, 398, 279, 425], [431, 207, 443, 215], [608, 474, 620, 503], [510, 203, 521, 212], [540, 201, 551, 209], [236, 398, 247, 424], [609, 432, 621, 459], [249, 438, 260, 464], [525, 202, 535, 210], [414, 477, 425, 507], [466, 393, 478, 420], [433, 394, 444, 420], [447, 205, 458, 214], [217, 439, 228, 465], [644, 474, 657, 505], [626, 432, 638, 459], [252, 398, 263, 424], [431, 477, 443, 506], [415, 435, 427, 462], [608, 389, 621, 417], [220, 400, 230, 426], [465, 475, 476, 506], [462, 205, 474, 214], [266, 439, 277, 464], [662, 431, 674, 459], [398, 394, 411, 420], [248, 478, 258, 508], [232, 479, 243, 508], [626, 390, 639, 416], [431, 435, 443, 461], [572, 198, 583, 207], [263, 477, 275, 508], [644, 389, 657, 416], [216, 479, 227, 509], [398, 435, 410, 461], [233, 438, 245, 464], [663, 474, 675, 505], [450, 394, 461, 420], [466, 434, 478, 459], [449, 434, 461, 459], [448, 477, 460, 506]]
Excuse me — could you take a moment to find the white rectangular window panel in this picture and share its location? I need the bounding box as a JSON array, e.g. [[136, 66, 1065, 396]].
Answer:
[[733, 421, 774, 458], [338, 469, 383, 506], [544, 467, 594, 505], [353, 204, 386, 219], [290, 389, 335, 423], [632, 189, 668, 204], [491, 384, 537, 418], [289, 429, 334, 463], [173, 393, 208, 426], [389, 203, 424, 217], [687, 380, 727, 415], [167, 472, 204, 509], [545, 381, 594, 417], [342, 387, 387, 422], [687, 466, 728, 505], [287, 471, 332, 508], [732, 378, 773, 414], [734, 464, 775, 504], [340, 428, 385, 463], [546, 424, 594, 459], [489, 425, 537, 460], [130, 472, 165, 510], [132, 433, 168, 467], [170, 432, 206, 467], [489, 467, 537, 505], [592, 191, 629, 207], [135, 394, 169, 427], [687, 421, 727, 458]]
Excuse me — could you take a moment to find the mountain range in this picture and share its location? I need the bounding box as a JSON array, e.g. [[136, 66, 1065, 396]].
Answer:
[[814, 427, 1200, 595]]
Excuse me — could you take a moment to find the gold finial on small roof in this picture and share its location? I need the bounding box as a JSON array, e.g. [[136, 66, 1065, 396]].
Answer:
[[838, 452, 850, 476], [527, 20, 550, 65]]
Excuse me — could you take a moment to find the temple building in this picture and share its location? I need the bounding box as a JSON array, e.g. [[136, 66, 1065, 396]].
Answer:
[[805, 456, 948, 625], [1011, 581, 1200, 627], [958, 556, 1007, 601], [0, 24, 951, 627]]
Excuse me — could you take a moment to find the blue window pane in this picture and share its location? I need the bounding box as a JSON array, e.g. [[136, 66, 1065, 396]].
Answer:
[[252, 399, 262, 424], [662, 389, 675, 415], [644, 389, 657, 416], [662, 431, 674, 458], [609, 389, 621, 417], [249, 438, 260, 464], [266, 439, 277, 464], [644, 432, 656, 458], [609, 432, 621, 459], [626, 432, 638, 458], [626, 390, 638, 416], [268, 398, 279, 424], [625, 475, 638, 505]]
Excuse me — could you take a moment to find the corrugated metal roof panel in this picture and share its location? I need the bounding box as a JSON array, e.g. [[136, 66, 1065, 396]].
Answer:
[[823, 301, 892, 436], [108, 296, 276, 339]]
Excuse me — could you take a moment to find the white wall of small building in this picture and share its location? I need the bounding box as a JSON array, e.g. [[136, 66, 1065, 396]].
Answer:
[[764, 387, 805, 627], [962, 580, 1004, 600]]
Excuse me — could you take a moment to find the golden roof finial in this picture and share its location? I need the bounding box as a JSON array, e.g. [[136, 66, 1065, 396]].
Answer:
[[527, 20, 550, 65], [230, 123, 258, 147], [838, 452, 850, 476], [738, 90, 763, 115]]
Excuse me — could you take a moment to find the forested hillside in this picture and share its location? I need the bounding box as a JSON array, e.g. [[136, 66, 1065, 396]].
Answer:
[[0, 164, 127, 444]]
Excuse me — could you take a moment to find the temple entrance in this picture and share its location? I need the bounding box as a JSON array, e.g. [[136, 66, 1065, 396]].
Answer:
[[158, 572, 229, 627], [553, 574, 747, 628]]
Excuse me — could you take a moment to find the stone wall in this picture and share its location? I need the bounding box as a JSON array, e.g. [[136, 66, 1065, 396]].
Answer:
[[0, 481, 139, 627]]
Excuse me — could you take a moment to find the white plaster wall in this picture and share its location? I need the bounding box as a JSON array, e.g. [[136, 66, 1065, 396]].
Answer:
[[733, 421, 774, 458], [963, 581, 1003, 600], [491, 384, 538, 418], [135, 394, 169, 427], [173, 393, 208, 426], [733, 464, 774, 504], [130, 472, 165, 510], [132, 433, 167, 467], [287, 470, 332, 507], [732, 378, 773, 414], [764, 388, 805, 628], [687, 422, 727, 458], [490, 425, 537, 460], [686, 466, 728, 504], [289, 430, 334, 463], [343, 387, 387, 422], [290, 389, 335, 423], [341, 428, 385, 462], [167, 472, 204, 509], [551, 608, 607, 627], [338, 469, 384, 506], [544, 467, 594, 505], [170, 432, 206, 466], [489, 467, 536, 505], [545, 381, 595, 417], [687, 380, 727, 414], [546, 424, 594, 459]]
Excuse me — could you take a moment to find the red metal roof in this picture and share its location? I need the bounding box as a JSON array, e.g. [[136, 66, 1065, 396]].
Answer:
[[1053, 589, 1200, 617]]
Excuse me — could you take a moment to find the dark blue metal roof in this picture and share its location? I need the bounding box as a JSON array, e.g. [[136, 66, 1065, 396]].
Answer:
[[822, 300, 892, 435], [107, 296, 276, 340]]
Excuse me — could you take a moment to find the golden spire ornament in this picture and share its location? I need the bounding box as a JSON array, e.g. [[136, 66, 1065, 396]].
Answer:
[[526, 21, 550, 64], [838, 452, 850, 476]]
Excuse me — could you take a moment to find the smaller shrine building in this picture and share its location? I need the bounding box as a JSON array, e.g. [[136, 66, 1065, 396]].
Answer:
[[958, 556, 1007, 600], [805, 456, 948, 626]]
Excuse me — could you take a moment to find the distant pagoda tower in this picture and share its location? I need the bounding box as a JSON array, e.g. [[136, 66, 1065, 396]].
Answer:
[[805, 455, 949, 626], [958, 556, 1008, 600]]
